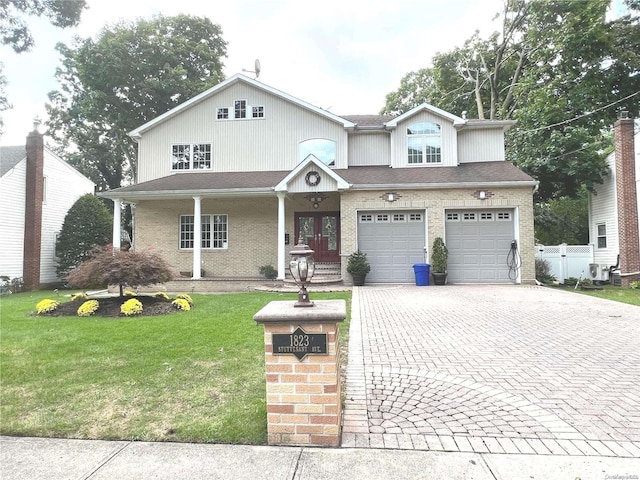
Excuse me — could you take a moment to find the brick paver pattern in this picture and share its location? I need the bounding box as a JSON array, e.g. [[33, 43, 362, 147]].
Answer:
[[341, 285, 640, 457]]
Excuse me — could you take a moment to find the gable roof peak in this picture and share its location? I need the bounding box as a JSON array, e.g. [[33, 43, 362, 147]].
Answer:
[[385, 103, 466, 128]]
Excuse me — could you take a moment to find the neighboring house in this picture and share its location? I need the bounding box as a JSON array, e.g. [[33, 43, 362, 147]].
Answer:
[[588, 114, 640, 286], [0, 126, 95, 289], [101, 74, 538, 290]]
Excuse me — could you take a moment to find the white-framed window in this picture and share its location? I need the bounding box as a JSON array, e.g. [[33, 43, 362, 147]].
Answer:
[[180, 214, 228, 249], [360, 214, 373, 223], [446, 212, 459, 221], [252, 106, 264, 118], [234, 100, 247, 119], [376, 214, 390, 222], [463, 212, 476, 221], [171, 143, 212, 170], [497, 212, 511, 221], [480, 212, 493, 221], [407, 121, 441, 164], [217, 107, 228, 119], [392, 213, 406, 222], [408, 213, 423, 222], [299, 138, 336, 166], [597, 223, 607, 249]]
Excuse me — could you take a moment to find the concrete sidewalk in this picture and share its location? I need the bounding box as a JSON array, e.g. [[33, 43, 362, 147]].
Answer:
[[2, 436, 639, 480]]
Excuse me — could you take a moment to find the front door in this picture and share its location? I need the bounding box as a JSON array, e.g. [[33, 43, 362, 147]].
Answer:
[[295, 212, 340, 262]]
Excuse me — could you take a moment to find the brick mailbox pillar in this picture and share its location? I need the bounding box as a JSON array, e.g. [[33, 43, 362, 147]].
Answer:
[[254, 299, 346, 447]]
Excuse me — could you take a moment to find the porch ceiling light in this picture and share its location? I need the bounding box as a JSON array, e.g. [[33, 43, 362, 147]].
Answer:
[[289, 236, 316, 307]]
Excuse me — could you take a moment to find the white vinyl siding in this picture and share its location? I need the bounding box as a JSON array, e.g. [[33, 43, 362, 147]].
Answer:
[[137, 82, 348, 182], [348, 132, 390, 166], [0, 158, 27, 280], [457, 129, 507, 163], [589, 152, 619, 266], [40, 150, 95, 283]]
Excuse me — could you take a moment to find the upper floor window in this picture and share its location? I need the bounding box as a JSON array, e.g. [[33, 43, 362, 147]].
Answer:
[[407, 121, 441, 164], [217, 107, 228, 119], [597, 223, 607, 249], [171, 143, 212, 170], [252, 106, 264, 118], [299, 138, 336, 166], [234, 100, 246, 119]]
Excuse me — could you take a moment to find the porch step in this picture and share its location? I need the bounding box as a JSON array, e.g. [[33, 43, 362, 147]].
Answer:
[[284, 262, 342, 284]]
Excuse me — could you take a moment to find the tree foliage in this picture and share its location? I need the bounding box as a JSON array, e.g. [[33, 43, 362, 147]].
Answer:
[[46, 14, 228, 190], [66, 245, 175, 297], [382, 0, 640, 201], [56, 194, 112, 279], [1, 0, 86, 53], [534, 187, 589, 245]]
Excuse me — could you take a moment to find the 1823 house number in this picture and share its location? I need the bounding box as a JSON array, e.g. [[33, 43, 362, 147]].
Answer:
[[272, 326, 327, 361]]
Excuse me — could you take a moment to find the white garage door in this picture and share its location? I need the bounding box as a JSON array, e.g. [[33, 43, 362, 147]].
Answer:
[[445, 210, 515, 283], [358, 211, 426, 283]]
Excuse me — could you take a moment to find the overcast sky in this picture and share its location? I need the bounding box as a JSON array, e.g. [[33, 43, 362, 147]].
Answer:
[[0, 0, 536, 146]]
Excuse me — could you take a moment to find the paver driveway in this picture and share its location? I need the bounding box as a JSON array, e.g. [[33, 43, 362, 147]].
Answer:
[[341, 285, 640, 457]]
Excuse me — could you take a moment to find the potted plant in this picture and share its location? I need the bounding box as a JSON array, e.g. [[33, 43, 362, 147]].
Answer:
[[430, 237, 448, 285], [347, 250, 370, 286]]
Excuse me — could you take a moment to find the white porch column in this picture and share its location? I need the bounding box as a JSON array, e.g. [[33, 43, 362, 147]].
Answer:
[[112, 198, 122, 251], [277, 192, 286, 280], [193, 196, 202, 279]]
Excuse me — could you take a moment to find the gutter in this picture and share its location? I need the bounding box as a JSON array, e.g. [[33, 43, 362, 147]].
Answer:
[[347, 180, 539, 190]]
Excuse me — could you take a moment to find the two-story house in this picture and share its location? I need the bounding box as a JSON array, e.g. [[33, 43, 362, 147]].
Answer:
[[1, 125, 95, 289], [101, 74, 538, 290]]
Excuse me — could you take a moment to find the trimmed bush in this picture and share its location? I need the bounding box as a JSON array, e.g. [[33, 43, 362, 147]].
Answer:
[[154, 292, 170, 299], [172, 298, 191, 311], [71, 292, 88, 301], [121, 298, 143, 316], [77, 300, 100, 317], [36, 299, 60, 315], [124, 290, 137, 297]]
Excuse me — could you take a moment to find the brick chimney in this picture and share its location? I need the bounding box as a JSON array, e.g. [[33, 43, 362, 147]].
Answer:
[[614, 112, 640, 286], [23, 120, 44, 290]]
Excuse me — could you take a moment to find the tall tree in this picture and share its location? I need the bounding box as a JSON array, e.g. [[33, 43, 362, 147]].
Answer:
[[382, 0, 640, 201], [46, 14, 228, 191], [0, 0, 86, 135]]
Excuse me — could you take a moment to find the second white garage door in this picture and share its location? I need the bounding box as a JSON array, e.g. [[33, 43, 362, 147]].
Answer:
[[357, 211, 426, 283], [445, 209, 515, 283]]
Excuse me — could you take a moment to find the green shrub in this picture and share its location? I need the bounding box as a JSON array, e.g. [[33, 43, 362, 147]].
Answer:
[[630, 281, 640, 290], [120, 298, 143, 316], [77, 300, 100, 317], [56, 194, 112, 279], [430, 237, 448, 273], [259, 265, 277, 279], [36, 299, 60, 315], [346, 251, 371, 276], [535, 258, 556, 283]]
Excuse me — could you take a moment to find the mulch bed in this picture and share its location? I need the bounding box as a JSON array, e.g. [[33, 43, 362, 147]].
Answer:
[[46, 296, 178, 318]]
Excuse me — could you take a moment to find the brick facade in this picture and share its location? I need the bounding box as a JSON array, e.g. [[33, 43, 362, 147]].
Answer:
[[23, 129, 44, 290], [614, 117, 640, 286]]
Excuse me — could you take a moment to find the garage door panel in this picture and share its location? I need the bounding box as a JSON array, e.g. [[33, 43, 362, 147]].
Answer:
[[358, 211, 425, 283], [446, 209, 515, 284]]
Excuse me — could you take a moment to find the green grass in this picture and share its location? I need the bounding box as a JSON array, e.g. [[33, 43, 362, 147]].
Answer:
[[572, 284, 640, 306], [0, 290, 350, 444]]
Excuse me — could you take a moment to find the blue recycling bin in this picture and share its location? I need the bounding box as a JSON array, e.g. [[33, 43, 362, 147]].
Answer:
[[413, 263, 430, 286]]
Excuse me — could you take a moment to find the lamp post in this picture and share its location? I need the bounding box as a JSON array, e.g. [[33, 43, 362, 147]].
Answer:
[[289, 235, 315, 307]]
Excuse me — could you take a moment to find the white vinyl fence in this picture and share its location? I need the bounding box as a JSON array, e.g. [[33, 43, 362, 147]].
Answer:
[[535, 244, 594, 283]]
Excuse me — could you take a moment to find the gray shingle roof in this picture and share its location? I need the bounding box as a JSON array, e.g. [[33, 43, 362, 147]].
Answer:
[[105, 162, 535, 198], [340, 115, 393, 127], [0, 146, 26, 177]]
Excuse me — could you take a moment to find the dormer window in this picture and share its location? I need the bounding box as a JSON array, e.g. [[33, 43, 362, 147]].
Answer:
[[407, 121, 441, 164], [299, 139, 336, 166]]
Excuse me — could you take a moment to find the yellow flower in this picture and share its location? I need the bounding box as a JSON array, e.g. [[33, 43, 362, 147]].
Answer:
[[36, 299, 59, 315], [154, 292, 170, 299], [121, 298, 143, 316], [172, 298, 191, 311], [77, 300, 99, 317], [176, 293, 193, 305]]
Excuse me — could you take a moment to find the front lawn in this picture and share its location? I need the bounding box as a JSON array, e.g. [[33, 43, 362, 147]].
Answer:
[[0, 290, 350, 444], [573, 284, 640, 306]]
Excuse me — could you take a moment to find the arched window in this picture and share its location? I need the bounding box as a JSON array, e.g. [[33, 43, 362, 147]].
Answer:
[[299, 139, 336, 166], [407, 122, 441, 164]]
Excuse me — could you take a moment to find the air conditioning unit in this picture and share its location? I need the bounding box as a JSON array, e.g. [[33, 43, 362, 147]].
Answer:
[[589, 263, 610, 282]]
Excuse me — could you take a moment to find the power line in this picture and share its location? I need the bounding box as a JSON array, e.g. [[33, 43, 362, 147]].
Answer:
[[517, 90, 640, 134]]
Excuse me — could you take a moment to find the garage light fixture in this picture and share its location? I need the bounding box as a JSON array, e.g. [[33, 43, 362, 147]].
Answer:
[[479, 191, 486, 200], [383, 192, 401, 202]]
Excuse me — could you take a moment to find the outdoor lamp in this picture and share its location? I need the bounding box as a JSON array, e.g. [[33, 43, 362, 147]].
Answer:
[[289, 236, 316, 307]]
